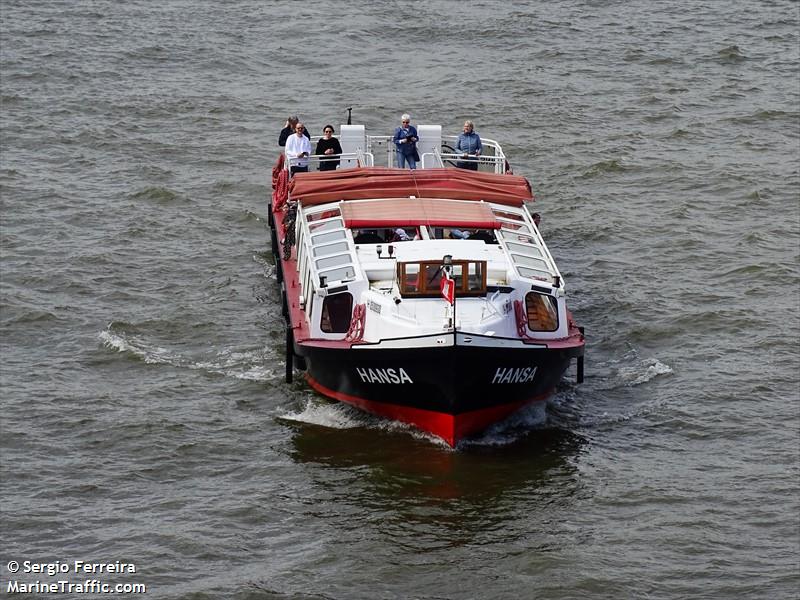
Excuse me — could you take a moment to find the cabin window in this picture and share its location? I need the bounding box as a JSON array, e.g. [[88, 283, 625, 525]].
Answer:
[[510, 254, 549, 270], [307, 208, 341, 222], [492, 209, 525, 222], [312, 230, 346, 245], [316, 254, 350, 270], [525, 292, 558, 331], [517, 266, 551, 282], [499, 221, 532, 234], [309, 219, 343, 233], [401, 263, 420, 292], [504, 241, 544, 257], [320, 292, 353, 333], [319, 265, 356, 284], [352, 227, 417, 244], [397, 260, 487, 298], [313, 241, 349, 257]]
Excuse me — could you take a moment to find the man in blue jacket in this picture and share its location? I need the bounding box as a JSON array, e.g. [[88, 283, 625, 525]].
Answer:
[[392, 113, 419, 169]]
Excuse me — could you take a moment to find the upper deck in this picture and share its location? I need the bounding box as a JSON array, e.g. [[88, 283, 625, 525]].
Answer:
[[283, 124, 510, 174]]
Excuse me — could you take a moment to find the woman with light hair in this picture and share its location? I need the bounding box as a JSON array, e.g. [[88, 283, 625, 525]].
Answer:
[[392, 113, 419, 169], [455, 119, 482, 171]]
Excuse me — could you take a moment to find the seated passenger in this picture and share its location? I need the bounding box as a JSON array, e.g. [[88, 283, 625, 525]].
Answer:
[[469, 230, 497, 243], [449, 229, 471, 239], [390, 228, 412, 242], [353, 230, 384, 244]]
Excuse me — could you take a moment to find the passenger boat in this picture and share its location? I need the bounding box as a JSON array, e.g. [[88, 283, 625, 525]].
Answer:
[[269, 123, 584, 447]]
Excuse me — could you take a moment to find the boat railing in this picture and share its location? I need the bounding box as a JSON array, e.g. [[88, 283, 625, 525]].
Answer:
[[421, 147, 446, 169], [285, 152, 374, 172], [427, 151, 507, 174], [283, 132, 508, 174]]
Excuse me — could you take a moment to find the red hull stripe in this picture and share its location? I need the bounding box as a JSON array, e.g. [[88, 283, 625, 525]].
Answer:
[[305, 375, 552, 447]]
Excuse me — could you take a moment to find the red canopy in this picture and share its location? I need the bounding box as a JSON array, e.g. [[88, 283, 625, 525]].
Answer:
[[341, 198, 500, 229], [288, 167, 533, 207]]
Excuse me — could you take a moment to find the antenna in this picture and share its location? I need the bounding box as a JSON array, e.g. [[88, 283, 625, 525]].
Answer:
[[346, 107, 352, 125]]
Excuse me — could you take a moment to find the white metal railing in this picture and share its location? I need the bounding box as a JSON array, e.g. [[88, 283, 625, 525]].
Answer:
[[417, 151, 506, 173], [367, 134, 507, 172], [284, 132, 508, 173], [285, 152, 374, 172]]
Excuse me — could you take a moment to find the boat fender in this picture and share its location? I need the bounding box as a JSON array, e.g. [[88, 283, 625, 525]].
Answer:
[[272, 167, 289, 211], [282, 203, 297, 260], [513, 300, 532, 339], [344, 303, 367, 343], [285, 326, 294, 383]]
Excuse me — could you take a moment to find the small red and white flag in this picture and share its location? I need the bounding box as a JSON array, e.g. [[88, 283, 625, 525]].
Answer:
[[440, 271, 455, 305]]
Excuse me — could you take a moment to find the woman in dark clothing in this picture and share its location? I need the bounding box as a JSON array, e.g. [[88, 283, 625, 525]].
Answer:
[[315, 125, 342, 171]]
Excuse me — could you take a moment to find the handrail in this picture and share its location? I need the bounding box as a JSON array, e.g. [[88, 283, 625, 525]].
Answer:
[[285, 152, 374, 171], [285, 131, 508, 173], [438, 153, 507, 174]]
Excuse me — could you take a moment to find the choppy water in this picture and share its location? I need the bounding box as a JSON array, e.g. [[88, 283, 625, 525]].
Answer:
[[2, 1, 799, 598]]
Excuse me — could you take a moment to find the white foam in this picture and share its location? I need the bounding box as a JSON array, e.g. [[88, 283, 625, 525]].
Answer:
[[280, 399, 365, 429], [617, 358, 673, 386], [99, 328, 277, 382], [279, 399, 455, 448], [464, 401, 549, 448], [98, 329, 179, 365]]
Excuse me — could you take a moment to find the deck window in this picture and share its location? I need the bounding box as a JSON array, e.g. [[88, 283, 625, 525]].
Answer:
[[316, 254, 350, 270], [320, 292, 353, 333], [307, 208, 341, 222], [510, 254, 549, 270], [311, 230, 346, 245], [505, 242, 543, 257], [397, 260, 487, 298], [309, 218, 343, 233], [319, 265, 356, 284], [492, 209, 525, 222], [313, 241, 349, 257], [525, 292, 558, 331]]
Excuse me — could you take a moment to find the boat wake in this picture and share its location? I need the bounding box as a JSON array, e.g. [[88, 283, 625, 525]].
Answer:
[[616, 357, 673, 386], [461, 402, 549, 448], [278, 399, 368, 430], [98, 326, 277, 382], [280, 396, 554, 450], [589, 352, 674, 390]]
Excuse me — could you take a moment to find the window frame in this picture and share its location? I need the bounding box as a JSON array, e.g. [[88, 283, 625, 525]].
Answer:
[[524, 291, 559, 332], [396, 260, 487, 298]]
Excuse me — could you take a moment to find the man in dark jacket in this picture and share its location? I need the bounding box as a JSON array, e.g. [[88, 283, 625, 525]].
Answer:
[[278, 115, 310, 147]]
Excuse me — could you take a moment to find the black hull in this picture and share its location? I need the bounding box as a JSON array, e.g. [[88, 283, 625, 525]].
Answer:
[[298, 341, 579, 415], [294, 337, 583, 445]]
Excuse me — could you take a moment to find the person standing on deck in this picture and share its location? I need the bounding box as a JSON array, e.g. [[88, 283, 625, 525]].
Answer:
[[285, 122, 312, 176], [278, 115, 310, 147], [315, 125, 343, 171], [393, 113, 419, 169], [455, 120, 482, 170]]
